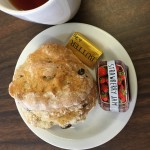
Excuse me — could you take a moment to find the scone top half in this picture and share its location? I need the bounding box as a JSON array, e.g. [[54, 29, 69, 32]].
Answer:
[[9, 43, 97, 128]]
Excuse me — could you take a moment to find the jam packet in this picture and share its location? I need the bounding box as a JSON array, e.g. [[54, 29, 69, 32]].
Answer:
[[97, 60, 130, 112]]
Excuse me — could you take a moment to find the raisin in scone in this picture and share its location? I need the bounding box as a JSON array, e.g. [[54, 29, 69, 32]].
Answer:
[[9, 43, 97, 129]]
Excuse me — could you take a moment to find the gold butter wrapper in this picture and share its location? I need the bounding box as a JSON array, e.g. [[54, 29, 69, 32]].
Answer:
[[66, 32, 103, 67]]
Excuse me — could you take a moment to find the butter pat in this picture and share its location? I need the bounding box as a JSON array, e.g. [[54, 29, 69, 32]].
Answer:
[[66, 32, 103, 67]]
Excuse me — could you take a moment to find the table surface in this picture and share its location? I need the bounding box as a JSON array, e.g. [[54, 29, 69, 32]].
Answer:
[[0, 0, 150, 150]]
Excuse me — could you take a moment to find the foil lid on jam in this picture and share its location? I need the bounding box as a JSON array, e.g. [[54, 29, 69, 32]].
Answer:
[[97, 60, 130, 112], [66, 32, 103, 67]]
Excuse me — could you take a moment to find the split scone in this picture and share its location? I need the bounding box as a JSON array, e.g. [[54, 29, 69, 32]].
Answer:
[[9, 43, 97, 129]]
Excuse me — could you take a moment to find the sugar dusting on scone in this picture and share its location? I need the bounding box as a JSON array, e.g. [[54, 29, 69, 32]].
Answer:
[[9, 43, 97, 129]]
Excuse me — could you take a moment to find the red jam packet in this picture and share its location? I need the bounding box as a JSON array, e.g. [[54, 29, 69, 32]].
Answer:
[[97, 60, 130, 112]]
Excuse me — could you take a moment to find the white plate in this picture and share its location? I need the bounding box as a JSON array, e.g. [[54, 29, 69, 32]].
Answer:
[[15, 23, 137, 150]]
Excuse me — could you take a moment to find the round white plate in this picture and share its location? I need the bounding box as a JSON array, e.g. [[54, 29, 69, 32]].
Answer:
[[15, 23, 137, 150]]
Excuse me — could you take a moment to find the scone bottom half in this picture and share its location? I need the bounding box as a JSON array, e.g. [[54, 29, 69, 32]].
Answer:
[[9, 43, 97, 129]]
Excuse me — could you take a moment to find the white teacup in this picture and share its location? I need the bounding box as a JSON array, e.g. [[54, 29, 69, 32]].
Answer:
[[0, 0, 81, 25]]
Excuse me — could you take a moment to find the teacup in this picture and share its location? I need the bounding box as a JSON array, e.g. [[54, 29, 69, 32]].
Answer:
[[0, 0, 81, 25]]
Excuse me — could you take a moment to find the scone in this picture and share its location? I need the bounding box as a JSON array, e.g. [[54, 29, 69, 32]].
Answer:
[[9, 43, 97, 129]]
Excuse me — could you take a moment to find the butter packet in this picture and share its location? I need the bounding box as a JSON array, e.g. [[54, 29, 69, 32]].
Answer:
[[66, 32, 103, 67]]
